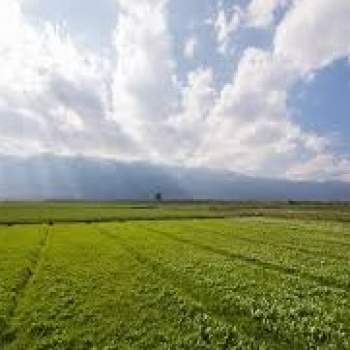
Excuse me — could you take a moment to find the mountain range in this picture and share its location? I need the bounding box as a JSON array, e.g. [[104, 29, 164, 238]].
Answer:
[[1, 155, 349, 201]]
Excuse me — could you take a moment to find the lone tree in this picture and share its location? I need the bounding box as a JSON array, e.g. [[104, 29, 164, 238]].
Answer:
[[155, 192, 163, 202]]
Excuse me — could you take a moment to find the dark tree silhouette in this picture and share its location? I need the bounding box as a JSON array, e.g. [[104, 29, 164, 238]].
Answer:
[[155, 192, 163, 202]]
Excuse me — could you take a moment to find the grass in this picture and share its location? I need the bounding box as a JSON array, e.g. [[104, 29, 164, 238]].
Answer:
[[0, 225, 47, 343], [0, 201, 350, 224], [0, 206, 349, 349]]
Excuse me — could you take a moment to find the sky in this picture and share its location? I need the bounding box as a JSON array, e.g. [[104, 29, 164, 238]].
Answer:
[[0, 0, 350, 183]]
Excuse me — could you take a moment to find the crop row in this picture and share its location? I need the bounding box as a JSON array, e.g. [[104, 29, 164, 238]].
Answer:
[[0, 225, 47, 346], [1, 218, 349, 349], [100, 220, 350, 349]]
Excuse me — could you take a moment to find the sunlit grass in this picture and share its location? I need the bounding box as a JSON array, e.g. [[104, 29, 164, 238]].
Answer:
[[1, 218, 349, 349]]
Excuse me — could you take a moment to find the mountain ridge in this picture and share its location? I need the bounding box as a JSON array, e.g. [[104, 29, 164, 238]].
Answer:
[[1, 155, 349, 201]]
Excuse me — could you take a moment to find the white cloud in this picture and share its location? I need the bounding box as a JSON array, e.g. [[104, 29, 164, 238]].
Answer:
[[209, 0, 289, 53], [246, 0, 289, 28], [0, 0, 23, 47], [190, 47, 327, 175], [212, 4, 241, 55], [184, 36, 198, 59], [169, 67, 217, 163], [111, 0, 179, 161], [0, 0, 349, 183], [180, 68, 216, 124], [209, 0, 288, 55], [275, 0, 350, 72], [287, 154, 350, 182], [0, 0, 141, 160]]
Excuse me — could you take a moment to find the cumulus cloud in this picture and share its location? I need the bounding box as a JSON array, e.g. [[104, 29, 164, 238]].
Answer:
[[210, 4, 241, 55], [275, 0, 350, 72], [184, 36, 198, 59], [0, 0, 349, 183], [287, 154, 350, 182], [111, 0, 180, 161], [169, 67, 217, 163], [209, 0, 288, 55], [0, 0, 141, 160], [246, 0, 289, 28], [190, 48, 327, 175], [201, 0, 350, 179]]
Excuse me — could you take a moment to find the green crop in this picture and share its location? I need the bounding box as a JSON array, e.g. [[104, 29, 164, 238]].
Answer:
[[1, 201, 350, 225], [0, 225, 47, 344], [0, 217, 349, 349]]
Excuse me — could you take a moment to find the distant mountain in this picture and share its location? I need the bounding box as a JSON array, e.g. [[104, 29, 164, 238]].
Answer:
[[0, 155, 350, 200]]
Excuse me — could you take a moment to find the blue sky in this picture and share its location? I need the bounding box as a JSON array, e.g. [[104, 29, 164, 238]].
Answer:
[[0, 0, 349, 182], [289, 59, 350, 154]]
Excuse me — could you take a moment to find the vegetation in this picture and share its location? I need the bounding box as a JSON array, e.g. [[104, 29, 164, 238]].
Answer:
[[0, 201, 350, 225], [0, 206, 349, 349]]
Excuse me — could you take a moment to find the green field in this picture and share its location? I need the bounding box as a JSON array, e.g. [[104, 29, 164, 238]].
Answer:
[[0, 203, 349, 349], [1, 201, 350, 224]]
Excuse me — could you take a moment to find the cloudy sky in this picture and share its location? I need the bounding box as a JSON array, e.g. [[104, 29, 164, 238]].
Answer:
[[1, 0, 350, 182]]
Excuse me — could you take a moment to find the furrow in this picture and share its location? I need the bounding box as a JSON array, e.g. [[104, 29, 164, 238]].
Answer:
[[1, 227, 50, 346], [97, 226, 290, 349], [147, 226, 349, 291]]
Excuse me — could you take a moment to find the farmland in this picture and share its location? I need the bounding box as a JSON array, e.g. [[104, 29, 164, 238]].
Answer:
[[0, 203, 349, 349], [1, 201, 350, 224]]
